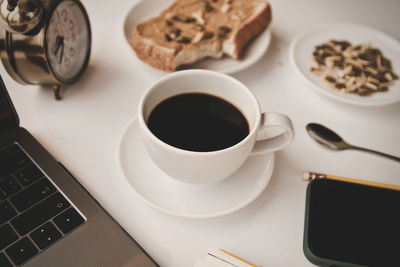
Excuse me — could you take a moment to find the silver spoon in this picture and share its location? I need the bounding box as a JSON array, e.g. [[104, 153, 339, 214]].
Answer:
[[306, 123, 400, 163]]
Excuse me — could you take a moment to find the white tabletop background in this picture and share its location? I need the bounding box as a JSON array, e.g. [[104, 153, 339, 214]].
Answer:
[[1, 0, 399, 266]]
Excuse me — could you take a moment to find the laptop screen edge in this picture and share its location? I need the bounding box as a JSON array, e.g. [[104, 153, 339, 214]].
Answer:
[[0, 75, 19, 131]]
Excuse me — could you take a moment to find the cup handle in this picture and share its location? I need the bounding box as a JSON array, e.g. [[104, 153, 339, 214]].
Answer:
[[250, 112, 295, 156]]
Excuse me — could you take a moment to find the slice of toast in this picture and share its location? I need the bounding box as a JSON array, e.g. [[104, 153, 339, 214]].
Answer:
[[131, 0, 272, 72]]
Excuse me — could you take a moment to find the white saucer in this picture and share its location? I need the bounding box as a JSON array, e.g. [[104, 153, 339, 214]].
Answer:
[[118, 117, 275, 219], [290, 23, 400, 106], [123, 0, 272, 74]]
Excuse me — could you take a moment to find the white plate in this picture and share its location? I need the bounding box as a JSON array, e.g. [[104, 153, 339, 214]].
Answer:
[[123, 0, 272, 74], [290, 23, 400, 106], [118, 117, 274, 219]]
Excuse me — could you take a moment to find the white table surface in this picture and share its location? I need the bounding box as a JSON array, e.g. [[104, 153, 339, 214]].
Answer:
[[2, 0, 400, 266]]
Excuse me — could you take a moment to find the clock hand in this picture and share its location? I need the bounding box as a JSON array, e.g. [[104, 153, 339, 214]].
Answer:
[[59, 40, 64, 64], [53, 35, 64, 56]]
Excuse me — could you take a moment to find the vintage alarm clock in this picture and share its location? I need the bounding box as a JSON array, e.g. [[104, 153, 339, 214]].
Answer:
[[0, 0, 91, 99]]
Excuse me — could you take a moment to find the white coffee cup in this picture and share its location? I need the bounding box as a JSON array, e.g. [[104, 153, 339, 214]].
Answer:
[[138, 69, 294, 185]]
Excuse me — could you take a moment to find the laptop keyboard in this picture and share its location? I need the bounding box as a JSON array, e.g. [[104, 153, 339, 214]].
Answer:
[[0, 144, 85, 266]]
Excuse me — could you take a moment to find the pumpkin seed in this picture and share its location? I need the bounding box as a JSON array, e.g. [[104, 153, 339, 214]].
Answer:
[[335, 83, 346, 89], [176, 36, 191, 43], [169, 28, 181, 39], [164, 33, 172, 42], [217, 26, 231, 38], [199, 0, 214, 12], [173, 13, 196, 23], [193, 23, 204, 31], [205, 4, 214, 12], [325, 76, 336, 83], [202, 31, 214, 40], [218, 26, 231, 33]]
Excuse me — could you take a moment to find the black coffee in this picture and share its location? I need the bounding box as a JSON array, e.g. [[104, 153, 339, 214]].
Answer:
[[147, 93, 249, 152]]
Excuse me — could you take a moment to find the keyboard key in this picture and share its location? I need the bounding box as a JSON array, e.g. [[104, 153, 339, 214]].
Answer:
[[0, 253, 13, 267], [30, 222, 62, 250], [0, 145, 30, 180], [0, 176, 21, 200], [11, 192, 70, 235], [11, 178, 56, 212], [54, 207, 85, 234], [6, 237, 38, 266], [15, 164, 44, 187], [0, 201, 17, 225], [0, 224, 18, 250]]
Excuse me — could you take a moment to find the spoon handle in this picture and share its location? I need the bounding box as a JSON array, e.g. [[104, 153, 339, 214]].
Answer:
[[351, 145, 400, 163]]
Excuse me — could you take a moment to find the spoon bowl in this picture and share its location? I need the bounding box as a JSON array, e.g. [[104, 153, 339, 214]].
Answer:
[[306, 123, 350, 150]]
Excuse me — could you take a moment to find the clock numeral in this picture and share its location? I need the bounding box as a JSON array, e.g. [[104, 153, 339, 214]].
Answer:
[[69, 47, 75, 58], [64, 57, 71, 68], [68, 20, 75, 31], [61, 9, 68, 22]]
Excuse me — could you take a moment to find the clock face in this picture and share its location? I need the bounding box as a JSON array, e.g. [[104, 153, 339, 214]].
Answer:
[[46, 0, 90, 83]]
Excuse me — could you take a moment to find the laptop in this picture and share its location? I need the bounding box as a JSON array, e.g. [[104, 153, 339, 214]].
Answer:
[[0, 76, 158, 267]]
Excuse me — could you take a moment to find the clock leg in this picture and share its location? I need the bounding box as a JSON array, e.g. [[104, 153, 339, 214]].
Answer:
[[53, 84, 62, 100]]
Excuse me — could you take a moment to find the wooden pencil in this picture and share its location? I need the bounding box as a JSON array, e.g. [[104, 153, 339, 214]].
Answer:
[[301, 171, 400, 191]]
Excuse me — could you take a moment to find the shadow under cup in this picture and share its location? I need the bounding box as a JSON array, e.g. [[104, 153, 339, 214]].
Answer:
[[138, 70, 262, 184]]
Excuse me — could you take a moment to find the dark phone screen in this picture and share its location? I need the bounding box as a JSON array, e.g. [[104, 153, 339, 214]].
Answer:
[[306, 179, 400, 266]]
